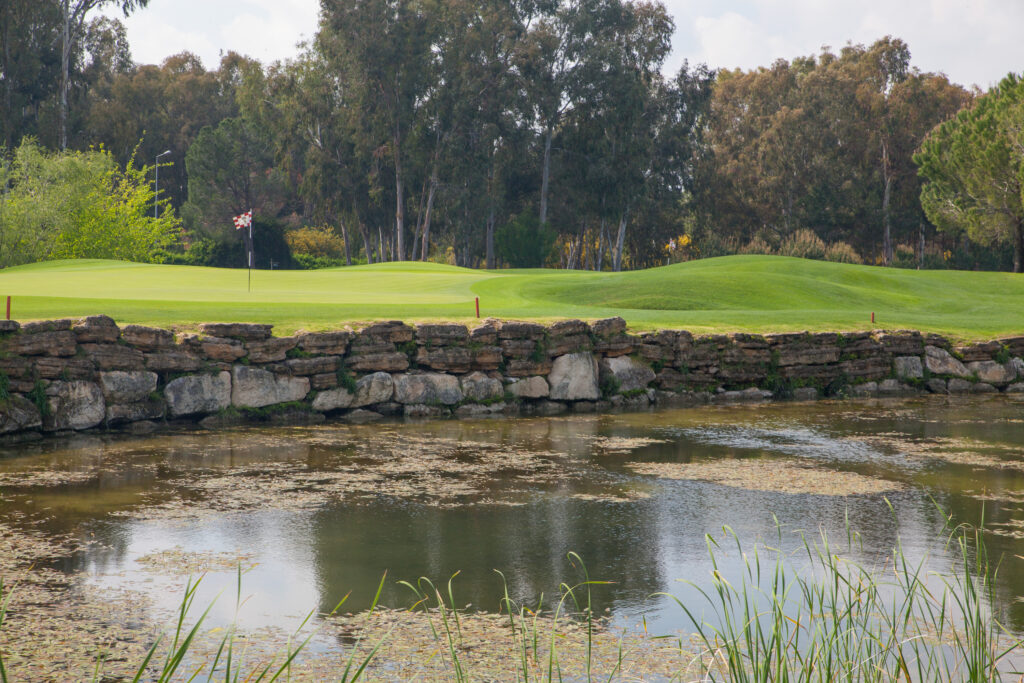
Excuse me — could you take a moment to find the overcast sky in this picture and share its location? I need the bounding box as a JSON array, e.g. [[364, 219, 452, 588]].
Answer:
[[106, 0, 1024, 90]]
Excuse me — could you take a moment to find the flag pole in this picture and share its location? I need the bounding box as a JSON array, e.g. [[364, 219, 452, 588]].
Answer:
[[248, 209, 253, 293]]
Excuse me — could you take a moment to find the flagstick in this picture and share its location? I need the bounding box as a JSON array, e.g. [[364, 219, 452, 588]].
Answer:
[[248, 210, 253, 293]]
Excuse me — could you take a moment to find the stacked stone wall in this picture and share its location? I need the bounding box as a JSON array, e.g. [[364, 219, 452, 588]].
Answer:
[[0, 315, 1021, 437]]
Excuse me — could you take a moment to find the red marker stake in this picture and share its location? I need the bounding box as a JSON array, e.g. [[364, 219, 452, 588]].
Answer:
[[475, 297, 480, 318], [871, 312, 875, 324]]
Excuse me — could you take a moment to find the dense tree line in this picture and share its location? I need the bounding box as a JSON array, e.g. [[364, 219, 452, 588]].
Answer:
[[2, 0, 1021, 271]]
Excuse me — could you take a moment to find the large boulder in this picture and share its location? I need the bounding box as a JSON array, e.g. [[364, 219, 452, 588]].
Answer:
[[352, 372, 395, 407], [506, 376, 549, 399], [393, 373, 463, 405], [924, 346, 970, 378], [460, 371, 503, 402], [231, 366, 309, 408], [106, 398, 165, 424], [966, 361, 1017, 386], [244, 337, 297, 363], [198, 323, 273, 341], [312, 387, 354, 412], [548, 353, 600, 401], [120, 324, 175, 350], [297, 330, 352, 355], [600, 356, 656, 393], [893, 356, 924, 380], [10, 330, 77, 356], [81, 343, 145, 371], [99, 371, 158, 403], [44, 381, 105, 430], [0, 395, 42, 433], [165, 372, 231, 417], [72, 315, 120, 343]]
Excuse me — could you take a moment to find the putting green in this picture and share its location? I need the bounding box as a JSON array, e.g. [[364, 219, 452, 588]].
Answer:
[[0, 256, 1021, 340]]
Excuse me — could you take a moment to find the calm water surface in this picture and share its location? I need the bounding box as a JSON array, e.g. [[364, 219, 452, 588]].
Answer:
[[2, 395, 1023, 640]]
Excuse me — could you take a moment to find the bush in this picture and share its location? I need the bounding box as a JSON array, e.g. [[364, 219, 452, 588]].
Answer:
[[495, 213, 557, 268], [286, 225, 346, 260], [778, 228, 826, 260], [739, 237, 774, 255], [823, 241, 863, 264], [293, 253, 346, 270]]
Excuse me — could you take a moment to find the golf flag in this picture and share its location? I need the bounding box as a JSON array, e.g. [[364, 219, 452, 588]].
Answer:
[[233, 210, 253, 230]]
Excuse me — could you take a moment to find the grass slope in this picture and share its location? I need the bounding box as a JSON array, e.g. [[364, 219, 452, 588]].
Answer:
[[0, 256, 1021, 339]]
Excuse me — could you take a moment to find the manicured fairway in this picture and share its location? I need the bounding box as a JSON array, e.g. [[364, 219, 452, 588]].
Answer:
[[0, 256, 1022, 340]]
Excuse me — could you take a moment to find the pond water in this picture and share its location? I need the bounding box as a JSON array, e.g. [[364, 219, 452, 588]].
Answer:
[[2, 394, 1024, 676]]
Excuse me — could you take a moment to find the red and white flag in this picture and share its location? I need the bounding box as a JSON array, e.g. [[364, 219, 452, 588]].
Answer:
[[233, 210, 252, 230]]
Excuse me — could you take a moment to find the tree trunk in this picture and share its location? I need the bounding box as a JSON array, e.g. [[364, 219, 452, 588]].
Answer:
[[339, 216, 352, 266], [485, 205, 496, 269], [358, 222, 374, 264], [918, 221, 924, 270], [421, 168, 437, 261], [393, 129, 405, 261], [59, 0, 71, 150], [596, 217, 607, 271], [539, 126, 552, 226], [612, 207, 629, 272], [1014, 219, 1023, 273], [882, 143, 893, 266]]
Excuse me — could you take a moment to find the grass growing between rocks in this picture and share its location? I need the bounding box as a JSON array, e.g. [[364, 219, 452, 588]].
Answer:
[[2, 512, 1020, 681], [2, 256, 1024, 338]]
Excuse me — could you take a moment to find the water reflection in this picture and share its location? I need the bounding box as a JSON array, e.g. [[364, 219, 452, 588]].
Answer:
[[0, 395, 1022, 636]]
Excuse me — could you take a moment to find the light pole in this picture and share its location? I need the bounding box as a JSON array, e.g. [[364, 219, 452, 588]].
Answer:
[[154, 149, 171, 218]]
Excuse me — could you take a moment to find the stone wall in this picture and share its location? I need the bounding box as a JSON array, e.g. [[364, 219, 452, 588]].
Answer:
[[0, 315, 1021, 438]]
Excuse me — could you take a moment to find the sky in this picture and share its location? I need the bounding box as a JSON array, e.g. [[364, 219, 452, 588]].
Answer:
[[105, 0, 1024, 90]]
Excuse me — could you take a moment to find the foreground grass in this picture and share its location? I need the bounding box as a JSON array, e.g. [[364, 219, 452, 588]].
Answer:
[[3, 515, 1020, 681], [0, 256, 1022, 339]]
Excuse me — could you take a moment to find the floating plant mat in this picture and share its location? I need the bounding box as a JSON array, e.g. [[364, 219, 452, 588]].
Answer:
[[625, 459, 904, 496], [135, 546, 258, 575], [851, 434, 1024, 472]]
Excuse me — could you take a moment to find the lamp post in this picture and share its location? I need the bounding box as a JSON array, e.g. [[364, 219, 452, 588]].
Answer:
[[154, 149, 171, 218]]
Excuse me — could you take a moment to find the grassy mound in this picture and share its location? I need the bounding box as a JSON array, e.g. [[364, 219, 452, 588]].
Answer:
[[0, 256, 1021, 339]]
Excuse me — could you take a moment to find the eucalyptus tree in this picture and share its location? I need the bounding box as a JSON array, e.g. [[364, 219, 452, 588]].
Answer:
[[0, 0, 62, 147]]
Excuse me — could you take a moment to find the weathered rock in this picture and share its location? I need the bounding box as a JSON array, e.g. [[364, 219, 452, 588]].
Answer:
[[352, 372, 394, 407], [838, 357, 891, 380], [1013, 357, 1024, 379], [374, 402, 404, 417], [73, 315, 120, 343], [926, 378, 948, 394], [199, 336, 247, 362], [966, 361, 1017, 386], [776, 346, 840, 366], [282, 356, 340, 376], [0, 320, 20, 334], [359, 321, 415, 343], [404, 404, 449, 418], [1000, 337, 1024, 357], [506, 376, 549, 399], [33, 357, 95, 380], [654, 368, 686, 390], [312, 387, 354, 412], [546, 333, 591, 357], [99, 370, 158, 403], [245, 337, 297, 363], [460, 371, 504, 402], [0, 396, 42, 433], [878, 379, 913, 396], [297, 330, 352, 355], [505, 358, 553, 377], [593, 333, 637, 357], [874, 331, 924, 356], [592, 317, 626, 337], [105, 397, 164, 424], [532, 400, 568, 415], [44, 381, 105, 431], [471, 346, 502, 371], [639, 331, 678, 363], [1005, 383, 1024, 393], [347, 351, 410, 373], [501, 339, 540, 359], [199, 323, 273, 341], [850, 382, 878, 397], [548, 353, 600, 401], [415, 323, 469, 346], [498, 321, 545, 340], [231, 365, 310, 408], [792, 387, 819, 401], [416, 346, 472, 373], [469, 321, 499, 345], [600, 356, 655, 393], [893, 356, 924, 380], [393, 373, 463, 405], [946, 378, 973, 394], [924, 346, 970, 378], [145, 350, 202, 373], [121, 324, 175, 350], [455, 403, 507, 417], [310, 373, 339, 390], [22, 319, 72, 333], [972, 382, 998, 393], [954, 341, 1003, 363], [81, 343, 145, 371], [11, 330, 76, 356], [165, 372, 232, 417], [779, 364, 843, 382]]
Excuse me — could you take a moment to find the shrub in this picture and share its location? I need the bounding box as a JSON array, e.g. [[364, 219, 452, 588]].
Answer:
[[778, 228, 826, 260], [739, 236, 774, 255], [823, 241, 863, 264], [286, 225, 346, 260]]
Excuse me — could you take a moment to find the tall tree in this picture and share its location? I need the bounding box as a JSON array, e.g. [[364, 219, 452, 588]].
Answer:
[[915, 73, 1024, 272]]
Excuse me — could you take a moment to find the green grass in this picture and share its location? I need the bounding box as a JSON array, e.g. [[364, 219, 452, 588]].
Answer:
[[0, 256, 1022, 340]]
